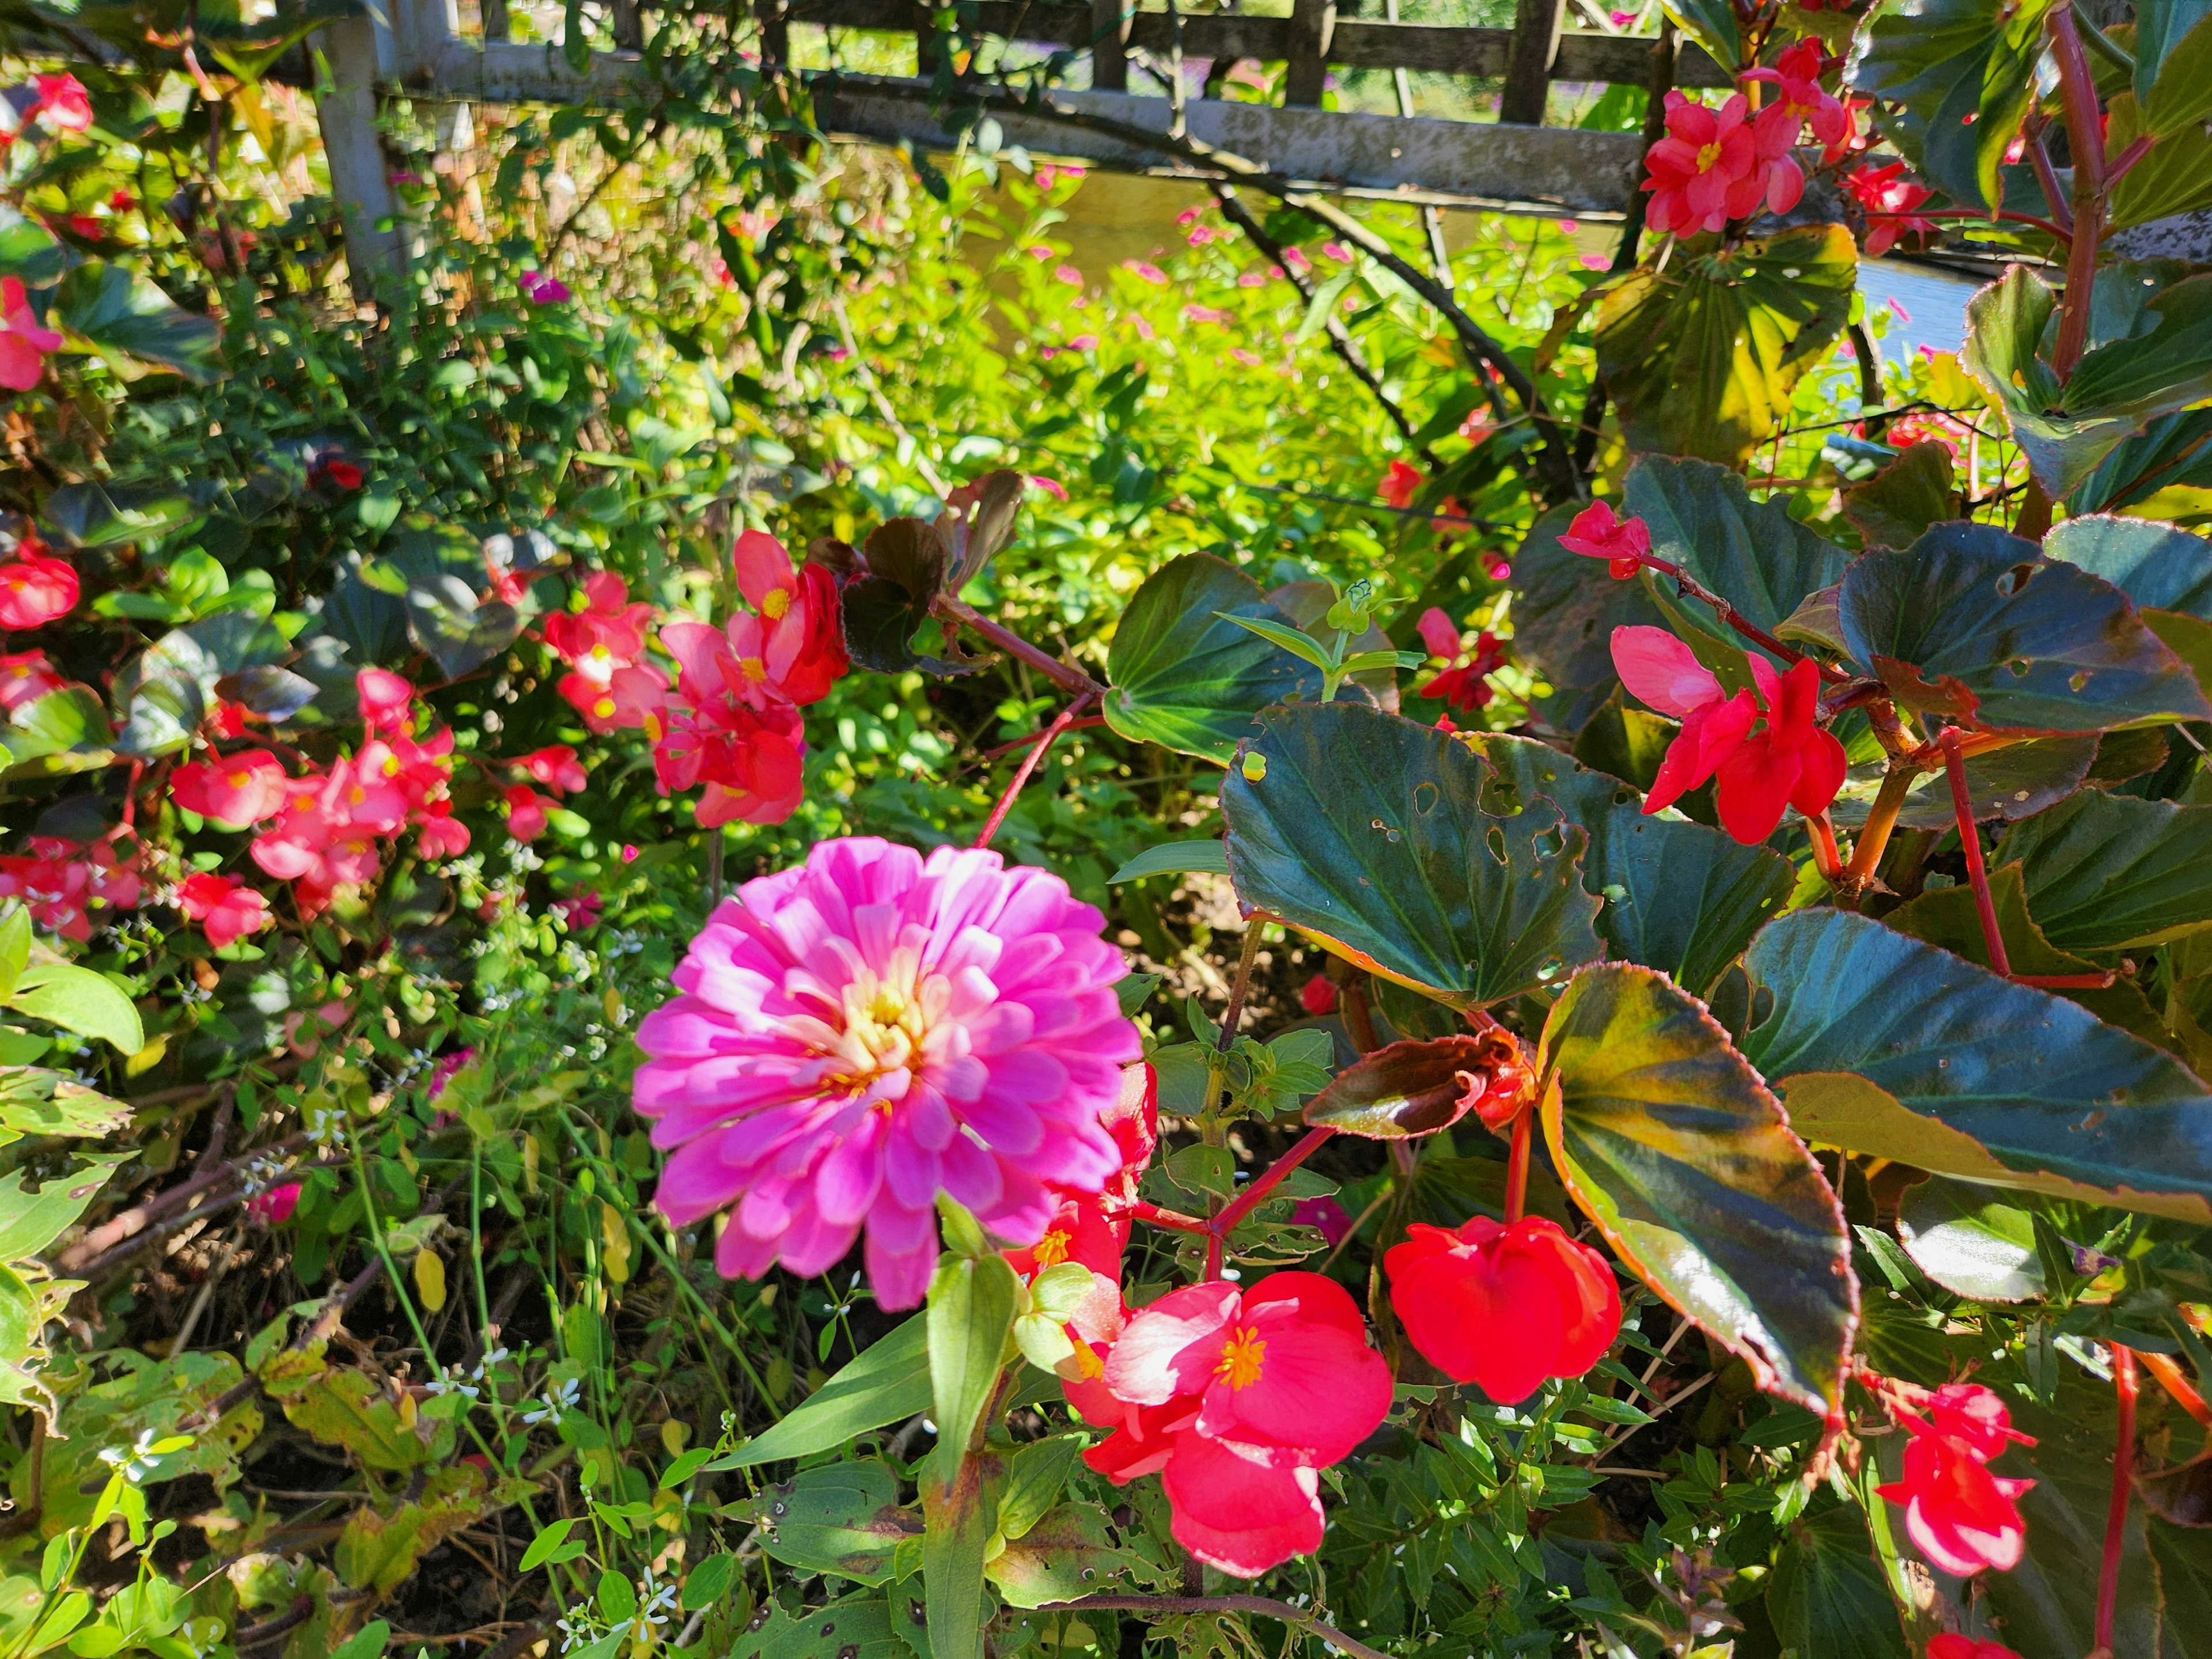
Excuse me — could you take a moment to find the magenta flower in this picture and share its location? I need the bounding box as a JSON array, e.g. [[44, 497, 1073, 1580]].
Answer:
[[520, 270, 571, 305], [633, 838, 1144, 1309]]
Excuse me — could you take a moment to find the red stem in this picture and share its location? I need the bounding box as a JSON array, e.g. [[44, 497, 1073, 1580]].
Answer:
[[1940, 728, 2012, 980], [1131, 1199, 1211, 1234], [2106, 134, 2156, 186], [1807, 811, 1843, 881], [2026, 124, 2075, 234], [937, 596, 1108, 699], [2014, 971, 2119, 989], [2048, 6, 2108, 381], [2097, 1344, 2138, 1654], [2139, 1350, 2212, 1429], [1633, 554, 1853, 684], [1503, 1111, 1532, 1226], [1211, 1127, 1335, 1240], [1911, 207, 2074, 247], [980, 714, 1107, 761], [974, 694, 1094, 850]]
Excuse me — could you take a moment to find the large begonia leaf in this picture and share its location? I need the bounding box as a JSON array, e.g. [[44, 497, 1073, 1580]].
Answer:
[[1509, 504, 1668, 733], [1847, 0, 2058, 210], [745, 1461, 919, 1585], [1836, 522, 2210, 730], [1827, 735, 2098, 830], [1536, 962, 1855, 1412], [1995, 787, 2212, 952], [1219, 703, 1601, 1011], [1963, 264, 2212, 497], [729, 1593, 912, 1659], [1623, 456, 1853, 659], [2043, 514, 2212, 697], [54, 260, 224, 382], [1594, 225, 1857, 468], [1740, 909, 2212, 1222], [1104, 554, 1326, 765], [1472, 734, 1794, 998], [1765, 1503, 1908, 1659], [2137, 0, 2212, 110], [2107, 90, 2212, 230], [1841, 442, 1957, 552]]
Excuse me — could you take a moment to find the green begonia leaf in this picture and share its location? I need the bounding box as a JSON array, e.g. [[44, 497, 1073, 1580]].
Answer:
[[1995, 786, 2212, 951]]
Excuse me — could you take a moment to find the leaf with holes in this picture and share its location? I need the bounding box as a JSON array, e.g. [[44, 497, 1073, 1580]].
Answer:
[[1624, 456, 1853, 660], [1827, 735, 2099, 831], [1595, 226, 1857, 468], [1995, 787, 2212, 951], [730, 1593, 914, 1659], [984, 1505, 1141, 1608], [1537, 962, 1856, 1412], [1302, 1034, 1507, 1139], [1836, 522, 2210, 730], [1741, 908, 2212, 1222], [749, 1461, 921, 1586], [1473, 734, 1795, 998], [1104, 554, 1325, 765], [2044, 514, 2212, 699], [1219, 703, 1601, 1012]]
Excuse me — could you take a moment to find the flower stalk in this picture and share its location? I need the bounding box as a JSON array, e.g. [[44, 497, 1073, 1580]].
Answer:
[[2096, 1344, 2138, 1657]]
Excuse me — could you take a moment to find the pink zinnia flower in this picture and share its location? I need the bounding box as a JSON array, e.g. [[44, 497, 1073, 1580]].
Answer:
[[632, 837, 1143, 1309]]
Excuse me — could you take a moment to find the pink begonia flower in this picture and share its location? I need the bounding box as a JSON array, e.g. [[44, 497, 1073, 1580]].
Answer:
[[520, 270, 571, 304], [1642, 92, 1790, 237], [1029, 475, 1067, 500], [0, 837, 139, 941], [1890, 297, 1914, 324], [1558, 499, 1652, 578], [1416, 607, 1463, 662], [356, 668, 414, 736], [524, 744, 589, 794], [1054, 264, 1085, 287], [1320, 241, 1353, 263], [429, 1047, 477, 1097], [1743, 39, 1853, 161], [1183, 304, 1228, 325], [1556, 218, 1579, 233], [1123, 260, 1167, 283], [0, 650, 62, 712], [248, 1181, 302, 1225], [1237, 270, 1267, 288], [1188, 225, 1217, 245], [32, 74, 92, 133], [632, 837, 1143, 1309], [621, 843, 641, 863], [171, 749, 290, 827], [0, 543, 76, 628], [1282, 247, 1312, 274], [553, 888, 603, 931], [0, 278, 63, 392], [1026, 245, 1055, 262], [175, 872, 270, 949], [503, 784, 550, 842], [1176, 207, 1203, 226]]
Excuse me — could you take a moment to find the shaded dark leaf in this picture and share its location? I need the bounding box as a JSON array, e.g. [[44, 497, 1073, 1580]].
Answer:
[[1302, 1033, 1509, 1138]]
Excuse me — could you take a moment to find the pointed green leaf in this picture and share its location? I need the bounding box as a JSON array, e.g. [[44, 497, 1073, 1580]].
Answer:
[[1741, 908, 2212, 1222], [1894, 1175, 2046, 1302], [714, 1316, 930, 1468], [1104, 554, 1325, 764], [1108, 840, 1228, 884], [1995, 786, 2212, 950], [927, 1252, 1017, 1487], [1595, 224, 1856, 467], [922, 1451, 1001, 1659], [1219, 703, 1602, 1011], [54, 261, 224, 382], [1624, 455, 1853, 656], [1537, 962, 1855, 1412], [8, 965, 142, 1053], [1764, 1503, 1908, 1659], [1849, 0, 2059, 210], [1838, 522, 2210, 730]]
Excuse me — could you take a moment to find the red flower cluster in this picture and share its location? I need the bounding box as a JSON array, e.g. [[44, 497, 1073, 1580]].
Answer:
[[0, 539, 77, 630], [240, 673, 469, 915], [1387, 1216, 1620, 1402], [1642, 92, 1803, 238], [0, 836, 141, 941], [0, 650, 62, 711], [1611, 626, 1847, 844], [0, 279, 62, 393], [1070, 1272, 1392, 1575], [176, 872, 271, 949], [542, 570, 665, 734], [1846, 161, 1941, 257], [1415, 607, 1506, 715], [31, 74, 92, 134], [503, 745, 590, 843], [1378, 459, 1423, 510], [1743, 40, 1853, 162], [652, 532, 846, 827], [1876, 1382, 2036, 1576]]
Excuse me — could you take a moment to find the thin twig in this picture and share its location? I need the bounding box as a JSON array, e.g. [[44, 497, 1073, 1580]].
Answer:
[[831, 296, 950, 496]]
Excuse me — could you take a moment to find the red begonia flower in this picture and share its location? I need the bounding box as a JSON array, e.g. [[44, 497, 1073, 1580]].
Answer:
[[0, 547, 77, 630], [32, 74, 93, 133], [1077, 1272, 1392, 1576], [1300, 974, 1339, 1016], [1385, 1216, 1620, 1403], [171, 749, 290, 827], [1611, 625, 1760, 813], [524, 745, 589, 794], [0, 650, 62, 712], [355, 669, 415, 736], [1558, 501, 1652, 578], [503, 784, 550, 842], [1642, 92, 1791, 237], [1846, 161, 1940, 257], [1378, 460, 1423, 511], [1744, 39, 1853, 159], [0, 278, 63, 392], [176, 872, 270, 949], [1715, 655, 1849, 844], [1927, 1636, 2024, 1659], [1877, 1421, 2033, 1575]]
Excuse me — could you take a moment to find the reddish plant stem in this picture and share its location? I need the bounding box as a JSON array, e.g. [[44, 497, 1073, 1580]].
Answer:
[[2139, 1350, 2212, 1428], [1131, 1200, 1211, 1234], [1503, 1111, 1533, 1226], [974, 694, 1095, 850], [1941, 728, 2012, 979], [1807, 811, 1843, 882], [1339, 977, 1381, 1055], [1633, 555, 1852, 684], [2015, 970, 2120, 989], [1913, 207, 2074, 246], [1213, 1126, 1335, 1239], [2025, 121, 2074, 234], [979, 714, 1106, 761], [2097, 1344, 2138, 1656], [936, 596, 1107, 699], [2107, 134, 2156, 186], [2048, 5, 2108, 381]]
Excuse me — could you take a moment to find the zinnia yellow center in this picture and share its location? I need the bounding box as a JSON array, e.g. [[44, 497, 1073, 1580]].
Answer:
[[1695, 140, 1724, 171], [830, 956, 949, 1104], [1215, 1325, 1267, 1391]]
